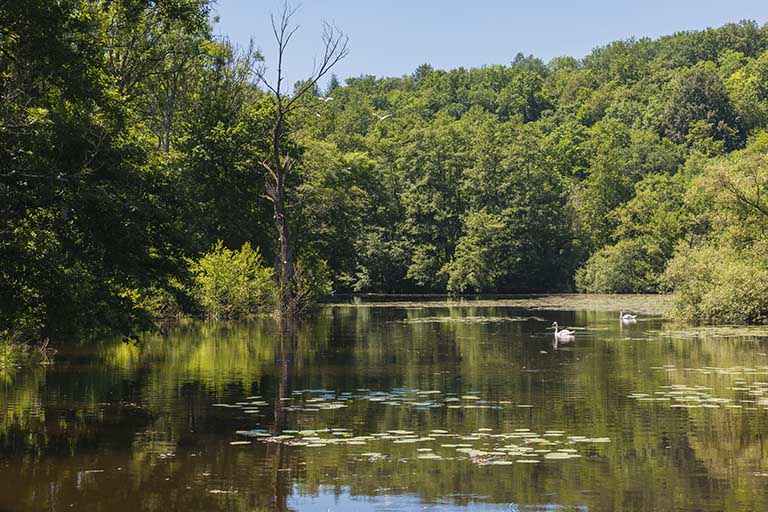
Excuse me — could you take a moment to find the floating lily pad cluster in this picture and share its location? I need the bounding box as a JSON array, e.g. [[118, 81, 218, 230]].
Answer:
[[630, 366, 768, 410], [649, 365, 768, 376], [655, 326, 768, 339], [231, 426, 610, 466], [211, 387, 538, 416], [212, 396, 268, 415], [213, 388, 611, 466], [395, 316, 547, 324], [629, 386, 735, 409]]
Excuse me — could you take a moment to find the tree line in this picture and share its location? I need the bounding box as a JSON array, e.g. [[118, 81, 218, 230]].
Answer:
[[3, 0, 768, 341]]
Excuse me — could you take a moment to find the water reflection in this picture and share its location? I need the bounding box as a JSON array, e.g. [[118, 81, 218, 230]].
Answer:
[[1, 300, 768, 511]]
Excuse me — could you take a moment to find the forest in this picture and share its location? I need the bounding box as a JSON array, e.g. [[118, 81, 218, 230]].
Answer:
[[3, 0, 768, 345]]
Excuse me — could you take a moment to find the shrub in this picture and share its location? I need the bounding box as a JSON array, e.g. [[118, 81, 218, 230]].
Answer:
[[664, 244, 768, 323], [137, 278, 194, 321], [294, 251, 333, 312], [575, 238, 663, 293], [190, 241, 277, 319]]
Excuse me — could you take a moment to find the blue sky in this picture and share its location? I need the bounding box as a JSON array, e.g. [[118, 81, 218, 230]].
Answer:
[[212, 0, 767, 87]]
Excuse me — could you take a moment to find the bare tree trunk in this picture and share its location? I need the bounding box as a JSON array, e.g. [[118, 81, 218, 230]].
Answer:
[[274, 189, 295, 314], [257, 3, 348, 318]]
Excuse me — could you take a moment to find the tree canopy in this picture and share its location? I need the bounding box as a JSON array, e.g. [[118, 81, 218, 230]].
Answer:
[[3, 2, 768, 336]]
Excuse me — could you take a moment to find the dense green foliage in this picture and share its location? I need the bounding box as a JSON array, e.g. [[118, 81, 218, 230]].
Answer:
[[665, 244, 768, 323], [294, 251, 334, 313], [191, 241, 276, 319], [1, 0, 213, 338], [3, 1, 768, 334], [663, 147, 768, 322], [305, 20, 768, 322]]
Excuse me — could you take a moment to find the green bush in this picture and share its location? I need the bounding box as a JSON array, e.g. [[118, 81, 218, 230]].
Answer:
[[294, 251, 333, 312], [664, 244, 768, 323], [127, 278, 194, 323], [190, 241, 277, 319], [575, 238, 663, 293]]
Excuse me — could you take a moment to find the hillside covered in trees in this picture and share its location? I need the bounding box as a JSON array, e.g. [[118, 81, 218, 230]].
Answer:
[[3, 0, 768, 342]]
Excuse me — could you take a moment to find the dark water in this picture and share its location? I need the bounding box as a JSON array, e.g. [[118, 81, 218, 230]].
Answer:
[[3, 297, 768, 511]]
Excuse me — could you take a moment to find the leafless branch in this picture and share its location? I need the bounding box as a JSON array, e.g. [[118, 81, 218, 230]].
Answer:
[[255, 3, 348, 113], [261, 161, 279, 183], [284, 22, 348, 111]]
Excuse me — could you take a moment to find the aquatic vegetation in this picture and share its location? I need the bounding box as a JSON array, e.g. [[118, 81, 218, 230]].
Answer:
[[328, 294, 670, 315], [629, 365, 768, 411], [217, 387, 611, 467], [655, 325, 768, 339], [231, 422, 609, 466], [210, 387, 522, 416], [395, 316, 547, 324]]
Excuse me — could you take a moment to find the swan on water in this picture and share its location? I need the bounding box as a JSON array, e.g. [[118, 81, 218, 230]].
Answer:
[[620, 311, 637, 321], [552, 321, 576, 339]]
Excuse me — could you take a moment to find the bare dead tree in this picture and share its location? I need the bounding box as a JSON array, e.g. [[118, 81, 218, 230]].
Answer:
[[255, 3, 349, 317]]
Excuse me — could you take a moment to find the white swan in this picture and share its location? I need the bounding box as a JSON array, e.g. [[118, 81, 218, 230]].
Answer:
[[552, 321, 576, 339], [620, 311, 637, 321]]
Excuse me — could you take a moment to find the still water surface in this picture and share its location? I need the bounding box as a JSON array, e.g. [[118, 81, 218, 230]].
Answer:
[[3, 296, 768, 511]]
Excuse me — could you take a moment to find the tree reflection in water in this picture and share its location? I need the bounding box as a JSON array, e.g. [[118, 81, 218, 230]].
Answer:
[[1, 299, 768, 511]]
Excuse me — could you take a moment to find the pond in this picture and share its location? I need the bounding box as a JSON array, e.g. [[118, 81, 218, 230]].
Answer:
[[2, 295, 768, 511]]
